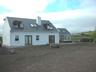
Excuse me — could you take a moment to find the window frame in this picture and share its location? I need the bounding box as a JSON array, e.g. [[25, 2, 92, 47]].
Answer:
[[15, 35, 19, 41], [36, 35, 39, 40]]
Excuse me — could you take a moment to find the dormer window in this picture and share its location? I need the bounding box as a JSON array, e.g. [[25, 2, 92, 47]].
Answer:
[[13, 20, 23, 28], [47, 25, 53, 30], [43, 24, 54, 30]]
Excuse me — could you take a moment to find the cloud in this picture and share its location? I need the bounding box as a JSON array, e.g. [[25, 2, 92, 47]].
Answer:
[[0, 0, 55, 24], [44, 0, 96, 12], [52, 16, 96, 33], [0, 0, 54, 13], [0, 0, 96, 33], [80, 0, 96, 8], [39, 7, 96, 33], [0, 6, 96, 33], [0, 0, 96, 18], [41, 8, 96, 20]]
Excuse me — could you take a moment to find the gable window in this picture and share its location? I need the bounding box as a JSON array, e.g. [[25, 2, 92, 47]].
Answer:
[[15, 35, 19, 41], [60, 35, 64, 41], [36, 35, 39, 40]]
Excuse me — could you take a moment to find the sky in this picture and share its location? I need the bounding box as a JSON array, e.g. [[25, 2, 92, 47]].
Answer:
[[0, 0, 96, 33]]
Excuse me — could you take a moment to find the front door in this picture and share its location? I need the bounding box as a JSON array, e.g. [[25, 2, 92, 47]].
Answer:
[[49, 35, 55, 44], [25, 35, 32, 45]]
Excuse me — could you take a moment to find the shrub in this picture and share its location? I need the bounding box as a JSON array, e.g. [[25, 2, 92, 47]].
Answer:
[[0, 37, 2, 47], [80, 38, 90, 42], [89, 38, 94, 42], [0, 37, 2, 42]]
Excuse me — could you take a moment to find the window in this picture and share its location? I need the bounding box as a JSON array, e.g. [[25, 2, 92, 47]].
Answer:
[[47, 25, 53, 30], [60, 35, 64, 41], [36, 35, 39, 40], [15, 35, 19, 41], [67, 36, 71, 40], [43, 24, 54, 30]]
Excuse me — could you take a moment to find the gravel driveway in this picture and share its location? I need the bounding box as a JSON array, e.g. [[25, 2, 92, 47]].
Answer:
[[0, 43, 96, 72]]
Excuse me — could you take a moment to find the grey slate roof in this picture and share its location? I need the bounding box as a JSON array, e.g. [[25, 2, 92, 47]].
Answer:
[[6, 17, 57, 32], [57, 28, 71, 35]]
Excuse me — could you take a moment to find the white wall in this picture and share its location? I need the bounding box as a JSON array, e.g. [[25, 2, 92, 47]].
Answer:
[[10, 32, 25, 47], [3, 18, 11, 46], [32, 33, 48, 45], [32, 32, 59, 45], [54, 32, 59, 44], [10, 31, 59, 47]]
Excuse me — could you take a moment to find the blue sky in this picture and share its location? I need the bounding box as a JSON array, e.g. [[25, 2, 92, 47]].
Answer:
[[0, 6, 10, 14], [45, 0, 80, 12], [0, 0, 96, 33]]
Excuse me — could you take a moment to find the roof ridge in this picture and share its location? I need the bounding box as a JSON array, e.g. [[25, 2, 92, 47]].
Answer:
[[6, 16, 49, 21]]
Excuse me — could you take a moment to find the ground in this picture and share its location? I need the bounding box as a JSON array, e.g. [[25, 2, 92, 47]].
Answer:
[[0, 43, 96, 72]]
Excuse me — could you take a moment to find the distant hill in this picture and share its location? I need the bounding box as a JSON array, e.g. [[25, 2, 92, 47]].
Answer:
[[78, 31, 94, 36], [73, 31, 93, 35], [72, 31, 95, 41]]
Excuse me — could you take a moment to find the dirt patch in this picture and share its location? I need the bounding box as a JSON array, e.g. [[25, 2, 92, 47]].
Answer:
[[0, 43, 96, 72], [0, 47, 9, 55], [0, 47, 16, 55]]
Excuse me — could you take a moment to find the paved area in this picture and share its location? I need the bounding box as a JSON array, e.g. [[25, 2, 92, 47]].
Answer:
[[0, 43, 96, 72]]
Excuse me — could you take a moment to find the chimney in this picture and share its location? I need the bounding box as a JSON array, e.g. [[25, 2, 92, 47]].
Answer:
[[36, 16, 41, 25]]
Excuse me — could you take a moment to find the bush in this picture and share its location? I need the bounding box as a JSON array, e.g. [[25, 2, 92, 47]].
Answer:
[[0, 37, 2, 47], [89, 38, 94, 42], [93, 39, 96, 43], [80, 38, 90, 42], [0, 37, 2, 42]]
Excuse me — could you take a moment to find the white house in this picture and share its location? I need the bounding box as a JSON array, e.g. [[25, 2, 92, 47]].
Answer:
[[3, 16, 59, 48]]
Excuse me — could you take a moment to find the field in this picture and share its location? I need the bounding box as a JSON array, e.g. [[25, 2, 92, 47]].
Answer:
[[0, 43, 96, 72]]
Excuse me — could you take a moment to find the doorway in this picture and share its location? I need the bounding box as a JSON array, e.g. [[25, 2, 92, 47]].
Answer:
[[25, 35, 32, 45], [49, 35, 55, 44]]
